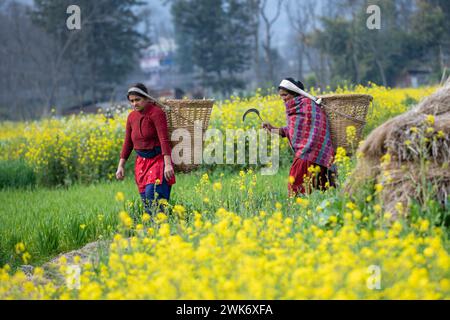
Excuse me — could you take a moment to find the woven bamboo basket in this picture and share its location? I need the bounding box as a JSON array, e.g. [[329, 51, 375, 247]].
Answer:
[[318, 94, 373, 153], [160, 99, 215, 173]]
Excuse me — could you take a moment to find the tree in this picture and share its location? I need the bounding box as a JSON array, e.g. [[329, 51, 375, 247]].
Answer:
[[260, 0, 284, 83], [171, 0, 255, 95], [0, 1, 66, 120], [248, 0, 261, 87], [409, 0, 446, 78], [354, 0, 407, 86], [171, 0, 195, 73], [32, 0, 149, 115], [305, 0, 448, 87], [285, 0, 328, 86]]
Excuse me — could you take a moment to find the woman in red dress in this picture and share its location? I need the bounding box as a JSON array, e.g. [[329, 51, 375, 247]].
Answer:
[[116, 83, 176, 213]]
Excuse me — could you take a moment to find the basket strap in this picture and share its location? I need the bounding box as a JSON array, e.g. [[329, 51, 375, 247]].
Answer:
[[147, 95, 172, 113], [320, 103, 366, 126]]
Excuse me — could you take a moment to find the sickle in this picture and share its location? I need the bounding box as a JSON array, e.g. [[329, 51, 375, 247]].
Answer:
[[243, 108, 295, 153], [242, 108, 264, 122]]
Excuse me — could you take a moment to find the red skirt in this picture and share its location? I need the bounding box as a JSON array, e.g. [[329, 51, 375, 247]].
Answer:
[[288, 157, 335, 196], [135, 154, 176, 193]]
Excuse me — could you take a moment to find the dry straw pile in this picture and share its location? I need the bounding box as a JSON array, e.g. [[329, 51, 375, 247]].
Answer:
[[348, 80, 450, 219]]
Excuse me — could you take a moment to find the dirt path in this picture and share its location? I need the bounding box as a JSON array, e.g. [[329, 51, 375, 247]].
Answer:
[[20, 240, 111, 284]]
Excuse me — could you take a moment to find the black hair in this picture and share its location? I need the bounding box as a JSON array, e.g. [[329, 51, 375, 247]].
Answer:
[[278, 77, 305, 97], [127, 83, 149, 100]]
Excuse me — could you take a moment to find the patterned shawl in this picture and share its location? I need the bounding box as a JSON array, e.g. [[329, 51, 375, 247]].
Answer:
[[280, 96, 335, 168]]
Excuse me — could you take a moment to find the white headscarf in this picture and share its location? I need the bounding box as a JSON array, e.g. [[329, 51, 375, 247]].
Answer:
[[127, 87, 152, 99], [279, 79, 303, 96]]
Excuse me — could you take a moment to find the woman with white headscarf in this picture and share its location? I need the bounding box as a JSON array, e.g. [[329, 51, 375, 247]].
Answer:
[[263, 78, 336, 196]]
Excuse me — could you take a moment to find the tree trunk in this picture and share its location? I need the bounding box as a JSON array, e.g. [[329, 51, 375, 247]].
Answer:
[[369, 41, 387, 86], [351, 41, 360, 84], [255, 26, 260, 86], [265, 28, 274, 82], [251, 0, 261, 87], [297, 40, 304, 81]]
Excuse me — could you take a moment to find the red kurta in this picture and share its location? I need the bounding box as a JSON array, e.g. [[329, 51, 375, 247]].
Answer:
[[120, 101, 176, 193], [120, 101, 172, 160]]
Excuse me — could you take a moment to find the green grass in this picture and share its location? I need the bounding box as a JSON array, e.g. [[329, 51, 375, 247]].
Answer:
[[0, 179, 131, 267], [1, 162, 448, 269], [0, 164, 310, 268], [0, 159, 36, 189]]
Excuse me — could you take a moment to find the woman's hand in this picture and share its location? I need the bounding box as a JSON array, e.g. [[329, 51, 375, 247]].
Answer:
[[116, 166, 125, 180], [164, 163, 175, 181], [262, 122, 285, 136], [262, 122, 277, 132], [116, 158, 127, 180]]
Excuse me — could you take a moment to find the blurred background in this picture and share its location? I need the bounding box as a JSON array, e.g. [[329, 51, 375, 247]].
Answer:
[[0, 0, 449, 120]]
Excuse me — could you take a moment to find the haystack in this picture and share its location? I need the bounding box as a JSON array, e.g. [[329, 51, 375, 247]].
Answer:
[[347, 79, 450, 219]]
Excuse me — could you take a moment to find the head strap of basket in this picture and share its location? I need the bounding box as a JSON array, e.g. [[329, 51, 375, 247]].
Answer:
[[318, 93, 373, 153]]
